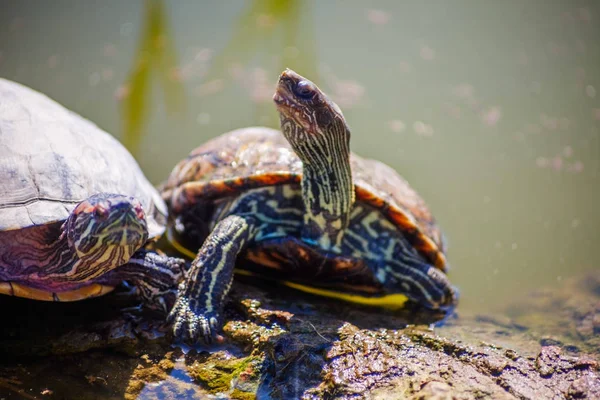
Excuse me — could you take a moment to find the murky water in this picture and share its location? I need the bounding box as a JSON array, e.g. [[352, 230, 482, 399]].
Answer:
[[0, 0, 598, 331]]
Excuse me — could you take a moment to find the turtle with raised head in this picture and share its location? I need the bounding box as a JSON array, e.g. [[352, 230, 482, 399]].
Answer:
[[162, 69, 457, 343], [0, 78, 185, 310]]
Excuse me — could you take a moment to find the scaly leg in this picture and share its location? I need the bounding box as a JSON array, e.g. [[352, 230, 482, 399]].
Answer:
[[102, 249, 188, 313], [168, 214, 257, 344]]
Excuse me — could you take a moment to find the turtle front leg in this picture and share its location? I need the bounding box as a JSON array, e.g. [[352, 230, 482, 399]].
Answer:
[[168, 214, 257, 344], [110, 249, 188, 312]]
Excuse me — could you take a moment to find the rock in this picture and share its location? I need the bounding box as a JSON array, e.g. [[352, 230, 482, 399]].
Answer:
[[1, 274, 599, 399], [566, 374, 600, 399]]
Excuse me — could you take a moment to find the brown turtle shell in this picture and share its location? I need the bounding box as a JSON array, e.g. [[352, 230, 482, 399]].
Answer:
[[161, 127, 447, 270]]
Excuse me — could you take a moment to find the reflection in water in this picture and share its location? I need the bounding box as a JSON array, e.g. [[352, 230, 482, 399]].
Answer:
[[121, 0, 186, 156]]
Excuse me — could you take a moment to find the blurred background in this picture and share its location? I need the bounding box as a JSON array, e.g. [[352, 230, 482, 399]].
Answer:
[[0, 0, 598, 315]]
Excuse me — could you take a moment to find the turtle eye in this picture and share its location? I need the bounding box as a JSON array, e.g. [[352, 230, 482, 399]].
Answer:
[[294, 80, 315, 99]]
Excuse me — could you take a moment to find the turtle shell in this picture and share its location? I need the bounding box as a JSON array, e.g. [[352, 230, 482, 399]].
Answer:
[[0, 78, 167, 238], [161, 127, 447, 270]]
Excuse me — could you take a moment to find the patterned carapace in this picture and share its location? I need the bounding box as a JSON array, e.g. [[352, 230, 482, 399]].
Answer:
[[0, 78, 186, 308], [163, 69, 457, 344]]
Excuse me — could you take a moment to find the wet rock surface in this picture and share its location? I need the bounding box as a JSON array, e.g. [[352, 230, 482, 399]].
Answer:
[[0, 273, 598, 399]]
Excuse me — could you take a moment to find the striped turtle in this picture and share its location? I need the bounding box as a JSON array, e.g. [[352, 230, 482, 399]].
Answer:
[[162, 69, 458, 343], [0, 78, 185, 310]]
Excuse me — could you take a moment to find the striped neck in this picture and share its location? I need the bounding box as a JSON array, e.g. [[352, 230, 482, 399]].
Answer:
[[289, 121, 354, 250], [272, 68, 355, 250]]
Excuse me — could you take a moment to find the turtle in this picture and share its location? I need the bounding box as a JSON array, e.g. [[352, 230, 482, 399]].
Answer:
[[0, 78, 186, 311], [161, 69, 458, 343]]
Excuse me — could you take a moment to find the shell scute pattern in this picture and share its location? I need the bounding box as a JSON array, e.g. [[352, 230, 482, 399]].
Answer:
[[0, 78, 166, 237], [0, 78, 186, 303], [162, 128, 446, 270]]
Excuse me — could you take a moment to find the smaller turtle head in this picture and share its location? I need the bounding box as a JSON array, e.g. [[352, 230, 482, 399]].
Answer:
[[64, 194, 148, 264], [273, 69, 350, 163]]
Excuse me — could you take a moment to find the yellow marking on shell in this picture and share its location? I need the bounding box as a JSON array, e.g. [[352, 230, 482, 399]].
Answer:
[[0, 282, 14, 297], [55, 284, 115, 301], [282, 281, 409, 310], [8, 283, 54, 300], [0, 282, 115, 301]]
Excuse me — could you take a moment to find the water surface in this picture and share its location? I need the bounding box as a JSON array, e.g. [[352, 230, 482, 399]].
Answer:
[[0, 0, 598, 315]]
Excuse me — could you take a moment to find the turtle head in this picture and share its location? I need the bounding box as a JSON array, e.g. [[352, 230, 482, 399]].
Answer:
[[273, 68, 350, 161], [64, 193, 148, 264], [273, 69, 354, 250]]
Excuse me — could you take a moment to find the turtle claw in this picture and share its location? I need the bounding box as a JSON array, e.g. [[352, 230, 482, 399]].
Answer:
[[168, 297, 221, 344]]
